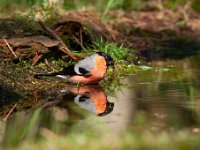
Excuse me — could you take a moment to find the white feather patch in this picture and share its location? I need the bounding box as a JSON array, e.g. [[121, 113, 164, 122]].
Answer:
[[74, 54, 97, 75], [56, 75, 70, 80]]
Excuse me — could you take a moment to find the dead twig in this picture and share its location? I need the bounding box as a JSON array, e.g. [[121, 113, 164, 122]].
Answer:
[[32, 52, 43, 65], [38, 20, 77, 60], [3, 104, 17, 121], [32, 91, 40, 103], [3, 39, 18, 59], [80, 29, 83, 47], [38, 20, 63, 42], [44, 59, 59, 72], [72, 34, 85, 50], [59, 45, 78, 60]]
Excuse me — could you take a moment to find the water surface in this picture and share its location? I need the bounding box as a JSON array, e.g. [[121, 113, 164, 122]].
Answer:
[[1, 54, 200, 144]]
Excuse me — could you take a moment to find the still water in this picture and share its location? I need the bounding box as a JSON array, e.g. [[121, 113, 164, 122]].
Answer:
[[1, 54, 200, 143]]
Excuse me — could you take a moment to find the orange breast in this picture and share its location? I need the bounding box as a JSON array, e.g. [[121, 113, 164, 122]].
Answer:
[[70, 56, 107, 84], [91, 91, 107, 114]]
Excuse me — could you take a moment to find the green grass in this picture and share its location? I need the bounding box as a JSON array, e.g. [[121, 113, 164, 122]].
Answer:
[[85, 42, 131, 60]]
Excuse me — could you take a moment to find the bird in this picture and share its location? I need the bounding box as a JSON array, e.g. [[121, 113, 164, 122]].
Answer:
[[60, 85, 114, 116], [34, 52, 114, 84]]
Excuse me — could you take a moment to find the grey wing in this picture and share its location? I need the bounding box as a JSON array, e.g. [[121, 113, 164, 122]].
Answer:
[[74, 54, 97, 76], [74, 95, 96, 113]]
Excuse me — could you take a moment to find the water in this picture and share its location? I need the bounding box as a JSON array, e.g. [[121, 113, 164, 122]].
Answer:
[[1, 55, 200, 145]]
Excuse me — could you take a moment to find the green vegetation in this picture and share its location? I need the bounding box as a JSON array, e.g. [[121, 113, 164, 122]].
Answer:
[[0, 41, 137, 91], [88, 42, 130, 60]]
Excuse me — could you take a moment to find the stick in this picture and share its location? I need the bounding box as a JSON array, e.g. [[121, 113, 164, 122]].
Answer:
[[44, 59, 58, 72], [3, 39, 18, 59], [59, 45, 78, 60], [72, 34, 85, 50], [3, 104, 17, 121], [80, 29, 83, 48], [32, 53, 43, 65]]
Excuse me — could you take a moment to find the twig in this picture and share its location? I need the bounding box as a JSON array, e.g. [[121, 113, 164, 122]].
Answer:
[[80, 29, 83, 48], [32, 91, 39, 103], [72, 33, 85, 50], [38, 20, 63, 42], [3, 104, 17, 121], [44, 59, 58, 72], [38, 20, 77, 60], [3, 39, 18, 59], [39, 100, 61, 109], [59, 45, 78, 60], [32, 52, 43, 65]]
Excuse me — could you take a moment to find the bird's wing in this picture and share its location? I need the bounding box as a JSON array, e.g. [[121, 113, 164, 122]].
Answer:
[[59, 65, 77, 75], [74, 54, 97, 76], [39, 54, 97, 77], [74, 94, 96, 113]]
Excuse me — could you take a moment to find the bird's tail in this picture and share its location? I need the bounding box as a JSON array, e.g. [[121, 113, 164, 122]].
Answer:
[[34, 72, 60, 79]]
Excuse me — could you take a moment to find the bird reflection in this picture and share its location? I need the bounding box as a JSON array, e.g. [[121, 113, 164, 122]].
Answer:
[[0, 85, 114, 119], [60, 85, 114, 116]]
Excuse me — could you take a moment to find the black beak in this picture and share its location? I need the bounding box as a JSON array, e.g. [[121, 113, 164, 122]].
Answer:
[[98, 102, 114, 116]]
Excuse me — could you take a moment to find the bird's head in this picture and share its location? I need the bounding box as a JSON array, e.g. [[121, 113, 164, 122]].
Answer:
[[98, 102, 114, 116], [97, 52, 114, 68]]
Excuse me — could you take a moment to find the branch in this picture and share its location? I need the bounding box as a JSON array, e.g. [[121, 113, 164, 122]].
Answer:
[[3, 39, 18, 59], [3, 104, 17, 121]]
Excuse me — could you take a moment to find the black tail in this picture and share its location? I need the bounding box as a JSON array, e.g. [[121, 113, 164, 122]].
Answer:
[[34, 64, 77, 79], [34, 72, 60, 79]]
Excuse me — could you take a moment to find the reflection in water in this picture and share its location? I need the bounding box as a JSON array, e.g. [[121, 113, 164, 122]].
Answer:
[[0, 82, 21, 108], [0, 85, 114, 145], [0, 85, 114, 118], [2, 55, 200, 145], [60, 85, 114, 116]]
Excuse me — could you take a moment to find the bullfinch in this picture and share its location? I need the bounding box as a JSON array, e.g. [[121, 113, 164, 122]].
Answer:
[[60, 85, 114, 116], [34, 52, 114, 84]]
